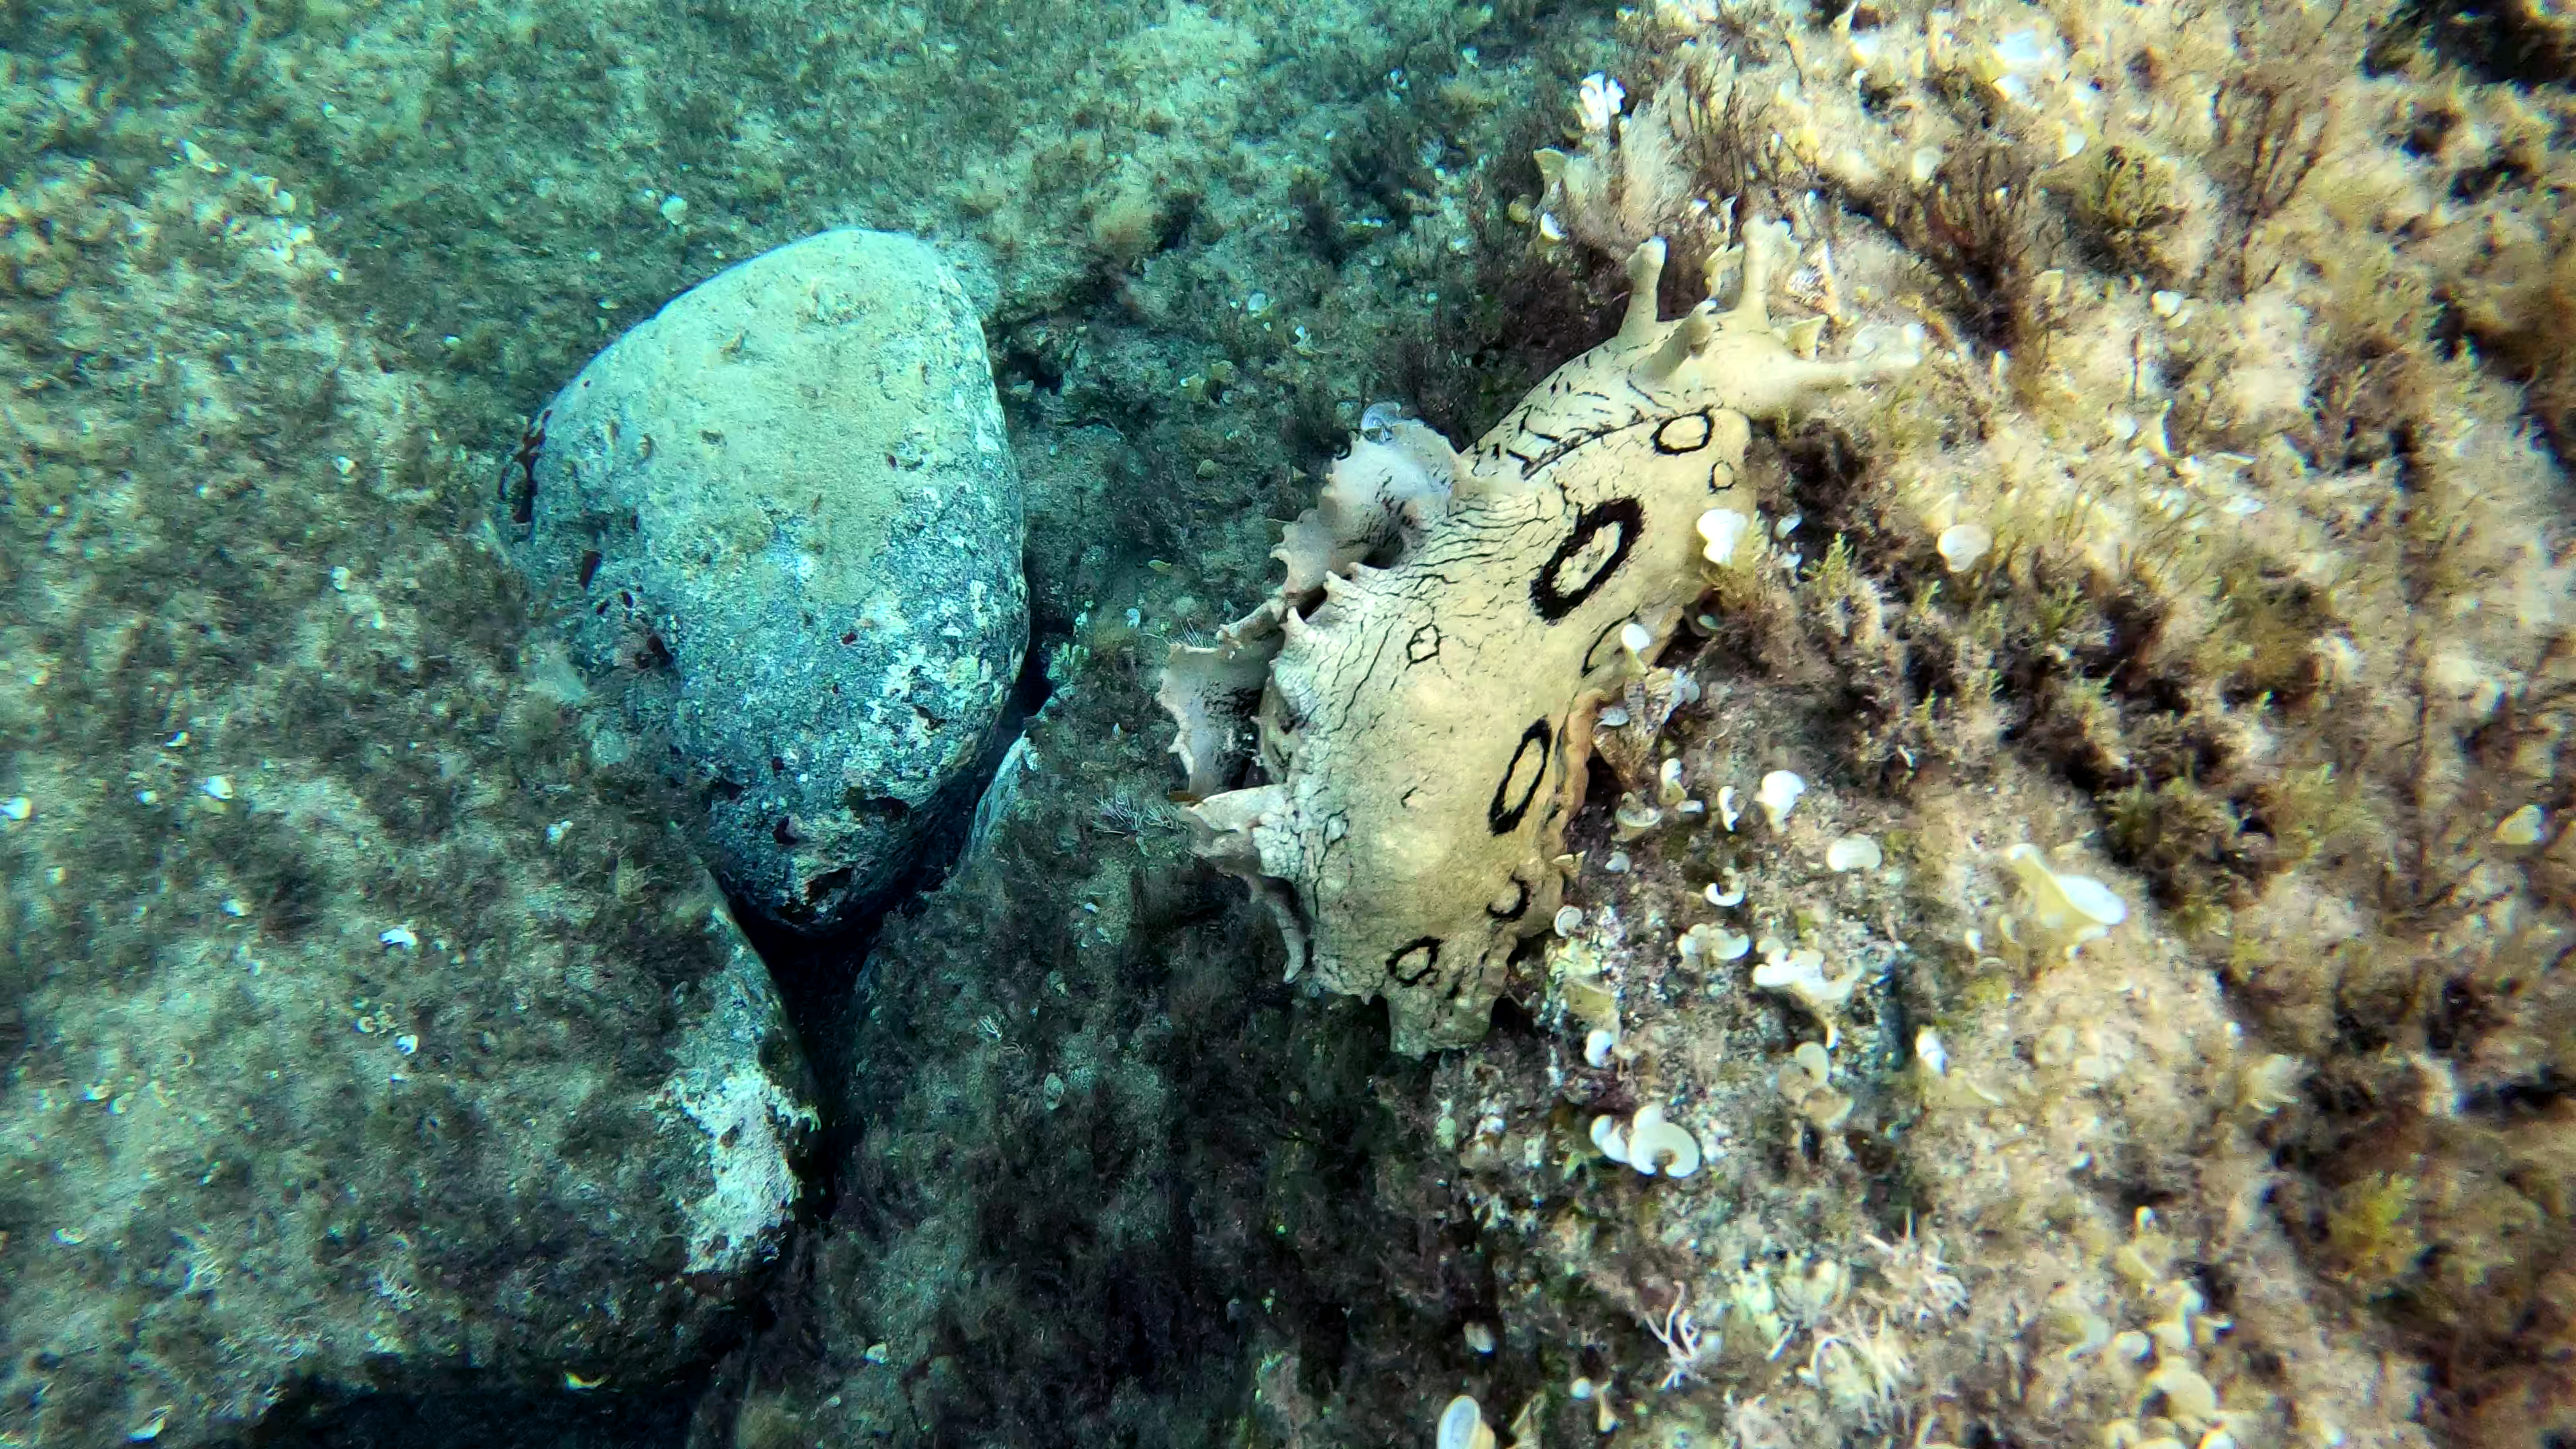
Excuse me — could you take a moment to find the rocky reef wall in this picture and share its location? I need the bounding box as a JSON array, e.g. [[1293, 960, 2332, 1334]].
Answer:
[[5, 0, 2572, 1446]]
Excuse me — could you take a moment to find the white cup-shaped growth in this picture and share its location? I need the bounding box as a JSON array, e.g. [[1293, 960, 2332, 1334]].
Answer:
[[1437, 1395, 1497, 1449], [1755, 770, 1806, 829], [1753, 945, 1864, 1046], [1825, 834, 1882, 872], [1591, 1105, 1703, 1179], [1698, 507, 1755, 566], [1619, 619, 1656, 661], [1584, 1028, 1619, 1068], [1590, 1112, 1630, 1164], [2004, 844, 2128, 954], [1626, 1103, 1703, 1178], [1936, 522, 1993, 573]]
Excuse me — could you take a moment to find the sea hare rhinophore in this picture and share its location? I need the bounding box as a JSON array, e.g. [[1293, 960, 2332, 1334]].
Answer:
[[1161, 221, 1907, 1055]]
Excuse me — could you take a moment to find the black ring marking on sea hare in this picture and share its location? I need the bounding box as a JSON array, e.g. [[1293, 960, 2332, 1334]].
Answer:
[[1407, 623, 1442, 664], [1654, 411, 1715, 453], [1489, 719, 1552, 835], [1531, 497, 1642, 622], [1488, 877, 1530, 920], [1388, 936, 1443, 986]]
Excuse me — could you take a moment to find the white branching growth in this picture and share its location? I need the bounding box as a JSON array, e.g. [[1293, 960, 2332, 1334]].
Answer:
[[1648, 1283, 1721, 1391]]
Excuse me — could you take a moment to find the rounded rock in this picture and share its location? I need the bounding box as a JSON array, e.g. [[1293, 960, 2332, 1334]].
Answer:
[[516, 229, 1026, 930]]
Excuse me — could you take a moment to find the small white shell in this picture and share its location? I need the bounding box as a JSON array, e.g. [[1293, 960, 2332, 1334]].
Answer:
[[1554, 904, 1585, 936], [1825, 834, 1882, 872]]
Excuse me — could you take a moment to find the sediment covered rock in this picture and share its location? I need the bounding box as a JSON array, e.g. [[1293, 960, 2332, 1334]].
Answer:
[[516, 229, 1027, 931], [0, 148, 818, 1447]]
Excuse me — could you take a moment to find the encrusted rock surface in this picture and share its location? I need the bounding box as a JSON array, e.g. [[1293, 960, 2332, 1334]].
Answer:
[[0, 145, 816, 1448], [0, 0, 1621, 1440], [515, 229, 1026, 931]]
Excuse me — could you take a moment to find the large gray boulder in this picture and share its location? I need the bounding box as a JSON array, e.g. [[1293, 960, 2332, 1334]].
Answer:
[[515, 229, 1027, 930]]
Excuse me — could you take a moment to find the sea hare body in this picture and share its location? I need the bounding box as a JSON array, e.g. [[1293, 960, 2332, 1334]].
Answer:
[[1163, 225, 1904, 1054]]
